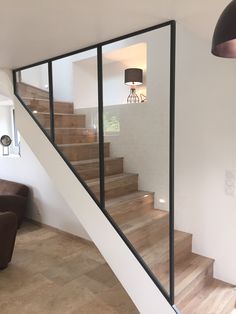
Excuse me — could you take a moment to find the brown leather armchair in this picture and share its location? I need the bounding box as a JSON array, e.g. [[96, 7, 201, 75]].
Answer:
[[0, 212, 17, 269], [0, 179, 29, 227]]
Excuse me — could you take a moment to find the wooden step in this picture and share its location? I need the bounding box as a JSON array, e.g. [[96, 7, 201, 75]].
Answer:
[[17, 82, 49, 99], [58, 142, 110, 162], [106, 191, 155, 224], [178, 278, 236, 314], [142, 253, 214, 300], [86, 173, 138, 200], [140, 230, 192, 274], [54, 128, 97, 144], [35, 112, 86, 128], [23, 98, 74, 114], [174, 253, 214, 300], [72, 157, 123, 180], [118, 209, 169, 251]]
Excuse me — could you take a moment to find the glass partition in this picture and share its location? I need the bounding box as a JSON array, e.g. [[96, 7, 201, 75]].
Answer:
[[15, 63, 52, 137], [13, 21, 175, 305], [102, 26, 171, 295], [52, 49, 101, 202]]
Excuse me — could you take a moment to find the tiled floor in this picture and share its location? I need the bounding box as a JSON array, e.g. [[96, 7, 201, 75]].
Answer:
[[0, 222, 138, 314]]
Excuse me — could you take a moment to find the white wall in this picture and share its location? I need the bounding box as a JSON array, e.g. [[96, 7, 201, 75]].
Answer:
[[73, 57, 98, 108], [0, 105, 13, 140], [53, 56, 74, 102], [21, 63, 48, 90], [175, 24, 236, 285], [0, 136, 89, 240], [0, 103, 18, 155], [52, 49, 97, 102], [0, 69, 13, 99]]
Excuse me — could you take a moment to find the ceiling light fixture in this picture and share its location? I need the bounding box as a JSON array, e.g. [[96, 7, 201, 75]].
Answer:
[[212, 0, 236, 58]]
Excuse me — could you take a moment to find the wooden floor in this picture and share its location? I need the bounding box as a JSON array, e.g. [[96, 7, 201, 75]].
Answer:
[[0, 222, 138, 314]]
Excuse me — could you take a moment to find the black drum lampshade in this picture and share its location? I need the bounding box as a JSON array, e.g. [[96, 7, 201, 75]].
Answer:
[[124, 68, 143, 85]]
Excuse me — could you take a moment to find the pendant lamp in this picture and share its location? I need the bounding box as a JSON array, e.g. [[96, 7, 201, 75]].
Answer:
[[212, 0, 236, 58]]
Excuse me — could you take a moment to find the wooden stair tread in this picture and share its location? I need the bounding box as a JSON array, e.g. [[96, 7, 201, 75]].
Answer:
[[140, 253, 214, 302], [174, 253, 214, 298], [106, 191, 154, 209], [58, 142, 110, 162], [46, 127, 96, 132], [86, 173, 138, 200], [140, 230, 191, 262], [58, 142, 106, 148], [118, 208, 168, 234], [71, 157, 123, 166], [22, 97, 73, 105], [72, 157, 123, 180], [35, 112, 83, 117], [106, 191, 155, 225], [86, 173, 138, 186], [178, 278, 236, 314]]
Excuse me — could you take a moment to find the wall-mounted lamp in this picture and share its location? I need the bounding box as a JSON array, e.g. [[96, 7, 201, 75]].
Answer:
[[124, 68, 143, 103], [212, 0, 236, 58]]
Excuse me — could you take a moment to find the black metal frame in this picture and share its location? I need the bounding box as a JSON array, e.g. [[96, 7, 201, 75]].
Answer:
[[48, 61, 55, 143], [13, 20, 176, 307]]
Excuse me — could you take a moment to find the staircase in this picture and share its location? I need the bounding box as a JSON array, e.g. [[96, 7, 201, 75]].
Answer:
[[22, 93, 236, 314]]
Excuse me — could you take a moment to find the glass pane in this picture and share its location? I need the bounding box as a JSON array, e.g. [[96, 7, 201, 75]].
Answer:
[[102, 27, 171, 295], [52, 50, 100, 202], [15, 64, 52, 138]]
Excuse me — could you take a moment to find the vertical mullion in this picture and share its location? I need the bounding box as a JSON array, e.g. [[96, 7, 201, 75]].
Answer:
[[12, 71, 17, 94], [169, 20, 176, 306], [97, 45, 105, 209], [48, 61, 55, 143]]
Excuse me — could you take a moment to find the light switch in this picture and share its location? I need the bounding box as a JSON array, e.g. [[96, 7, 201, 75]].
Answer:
[[225, 170, 235, 196]]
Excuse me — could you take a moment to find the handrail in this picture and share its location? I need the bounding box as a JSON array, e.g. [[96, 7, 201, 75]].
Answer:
[[13, 20, 176, 307]]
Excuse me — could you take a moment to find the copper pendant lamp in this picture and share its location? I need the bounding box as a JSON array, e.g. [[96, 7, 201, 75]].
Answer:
[[212, 0, 236, 58]]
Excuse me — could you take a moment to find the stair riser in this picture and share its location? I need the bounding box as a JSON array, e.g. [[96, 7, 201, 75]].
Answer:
[[108, 195, 154, 225], [147, 234, 193, 274], [24, 99, 74, 114], [55, 130, 97, 144], [75, 158, 123, 180], [89, 175, 138, 200], [176, 263, 214, 301], [36, 114, 86, 128], [127, 215, 169, 251], [17, 82, 49, 99], [175, 235, 192, 264], [59, 143, 110, 162]]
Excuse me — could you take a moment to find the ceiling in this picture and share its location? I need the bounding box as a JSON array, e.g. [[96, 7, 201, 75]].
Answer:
[[0, 0, 231, 69], [103, 43, 146, 68]]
